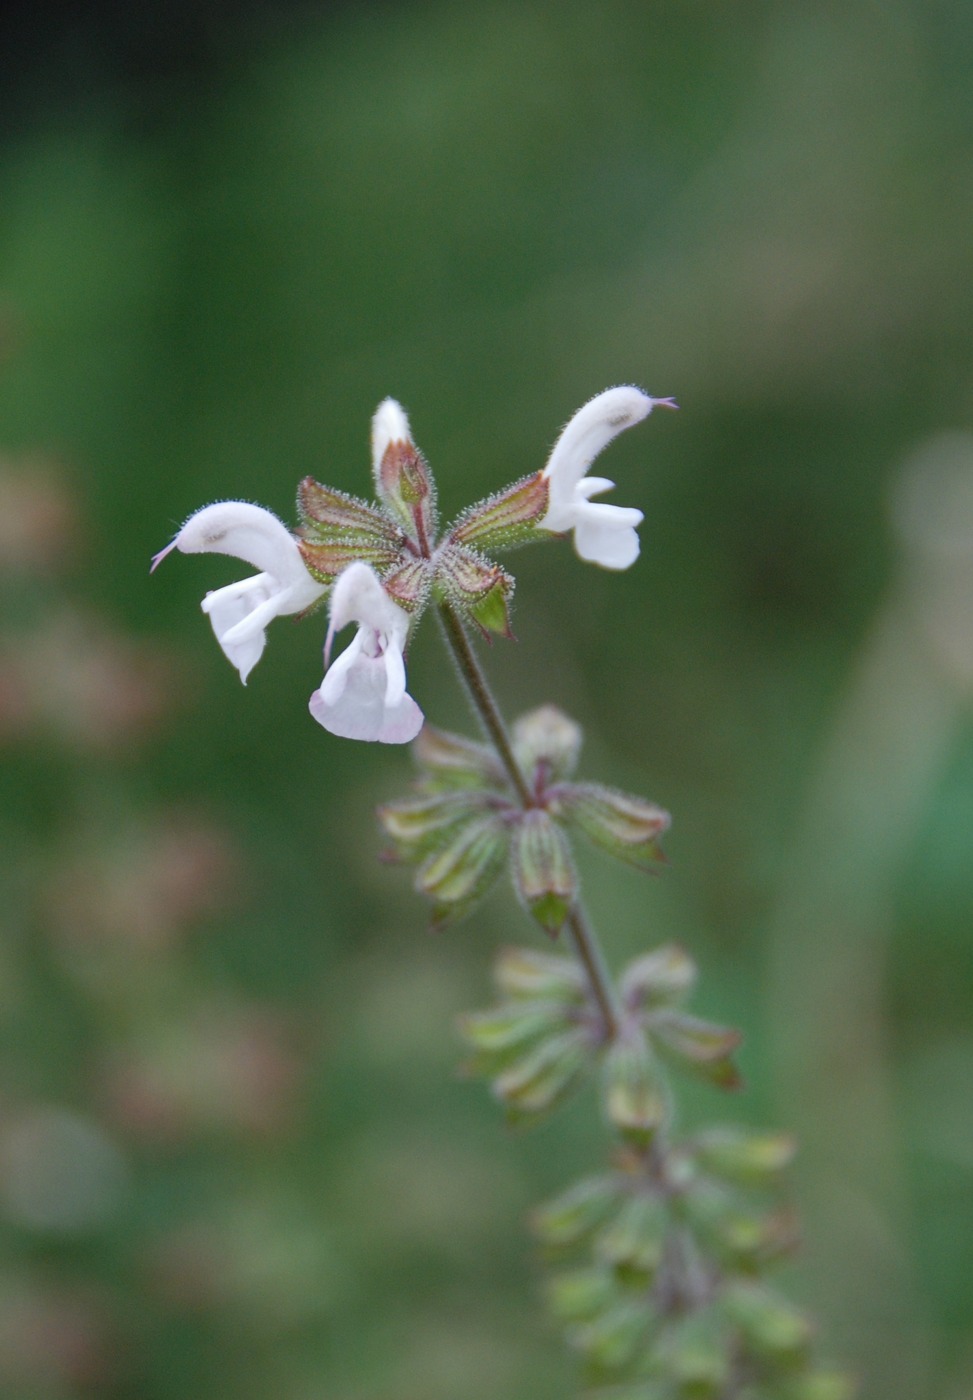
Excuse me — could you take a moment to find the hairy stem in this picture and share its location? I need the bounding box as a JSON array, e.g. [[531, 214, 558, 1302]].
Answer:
[[437, 600, 621, 1039]]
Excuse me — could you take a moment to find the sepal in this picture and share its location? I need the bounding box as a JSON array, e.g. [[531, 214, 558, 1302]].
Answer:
[[297, 477, 399, 540], [655, 1308, 732, 1398], [511, 809, 577, 936], [381, 557, 433, 615], [684, 1181, 800, 1271], [434, 543, 514, 637], [569, 1296, 654, 1375], [297, 478, 404, 583], [448, 471, 550, 552], [551, 783, 670, 871], [298, 536, 402, 583], [545, 1267, 616, 1326], [457, 1000, 570, 1077], [461, 945, 597, 1126]]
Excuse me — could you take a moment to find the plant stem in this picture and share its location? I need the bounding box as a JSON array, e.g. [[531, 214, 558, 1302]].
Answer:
[[437, 600, 621, 1039], [437, 600, 532, 806]]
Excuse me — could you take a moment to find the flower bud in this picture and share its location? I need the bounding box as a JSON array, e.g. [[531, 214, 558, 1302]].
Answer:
[[781, 1370, 858, 1400], [569, 1297, 652, 1373], [595, 1191, 666, 1283], [511, 809, 577, 936], [376, 791, 495, 861], [602, 1029, 669, 1145], [449, 472, 550, 552], [545, 1267, 616, 1325], [511, 704, 583, 784], [492, 946, 587, 1003], [412, 723, 503, 790], [649, 1011, 742, 1091], [530, 1175, 622, 1253], [620, 944, 697, 1011], [723, 1281, 813, 1368], [493, 1027, 592, 1123], [457, 1001, 568, 1077], [414, 813, 508, 927], [693, 1128, 797, 1189], [657, 1309, 731, 1398], [551, 783, 670, 871]]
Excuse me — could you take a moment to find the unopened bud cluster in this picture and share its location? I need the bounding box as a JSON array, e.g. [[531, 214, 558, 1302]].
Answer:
[[378, 704, 669, 934], [459, 941, 853, 1399]]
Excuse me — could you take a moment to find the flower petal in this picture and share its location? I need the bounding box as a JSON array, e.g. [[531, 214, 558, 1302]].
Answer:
[[200, 575, 275, 683], [573, 504, 643, 570], [309, 652, 423, 744]]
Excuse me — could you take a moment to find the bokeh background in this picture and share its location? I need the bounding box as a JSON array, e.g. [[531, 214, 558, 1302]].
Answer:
[[1, 2, 972, 1396]]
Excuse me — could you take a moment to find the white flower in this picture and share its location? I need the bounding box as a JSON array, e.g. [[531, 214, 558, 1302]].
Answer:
[[540, 386, 676, 570], [151, 501, 326, 684], [309, 561, 423, 744]]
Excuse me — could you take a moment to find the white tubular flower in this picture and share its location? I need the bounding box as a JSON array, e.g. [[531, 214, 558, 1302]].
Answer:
[[540, 386, 676, 570], [151, 501, 327, 684], [309, 561, 424, 744]]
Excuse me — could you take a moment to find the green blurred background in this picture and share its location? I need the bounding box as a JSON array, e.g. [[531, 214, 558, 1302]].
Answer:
[[1, 1, 972, 1396]]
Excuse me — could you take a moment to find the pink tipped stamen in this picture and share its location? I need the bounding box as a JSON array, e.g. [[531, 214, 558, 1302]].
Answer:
[[150, 539, 178, 573], [653, 397, 679, 411]]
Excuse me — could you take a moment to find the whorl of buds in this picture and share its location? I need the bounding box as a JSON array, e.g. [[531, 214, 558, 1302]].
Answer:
[[531, 1098, 848, 1396]]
